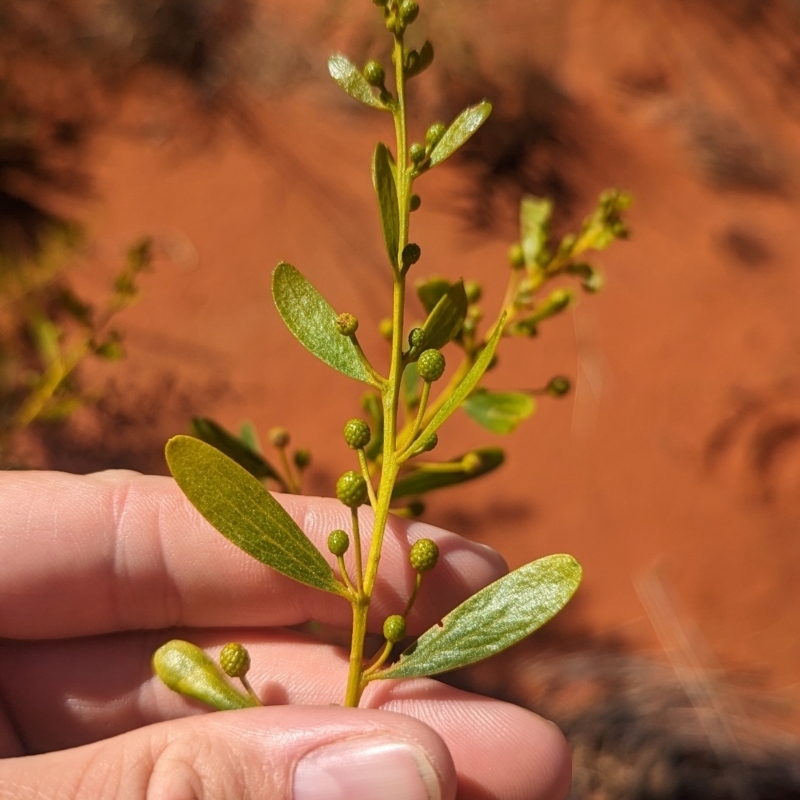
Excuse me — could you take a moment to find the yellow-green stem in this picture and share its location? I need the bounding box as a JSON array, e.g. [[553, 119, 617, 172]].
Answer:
[[341, 30, 411, 708]]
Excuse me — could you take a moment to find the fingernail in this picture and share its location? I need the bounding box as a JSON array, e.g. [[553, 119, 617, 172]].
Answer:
[[294, 737, 441, 800]]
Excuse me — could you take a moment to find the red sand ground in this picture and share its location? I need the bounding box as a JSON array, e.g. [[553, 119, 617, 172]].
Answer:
[[31, 0, 800, 728]]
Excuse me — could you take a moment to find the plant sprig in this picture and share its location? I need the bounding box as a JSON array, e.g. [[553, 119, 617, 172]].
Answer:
[[156, 0, 629, 710]]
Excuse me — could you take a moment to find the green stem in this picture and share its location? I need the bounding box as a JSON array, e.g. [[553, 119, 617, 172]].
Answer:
[[341, 28, 411, 709], [358, 448, 378, 508], [397, 381, 430, 454]]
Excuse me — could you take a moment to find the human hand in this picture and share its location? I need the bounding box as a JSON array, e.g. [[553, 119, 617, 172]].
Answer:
[[0, 470, 571, 799]]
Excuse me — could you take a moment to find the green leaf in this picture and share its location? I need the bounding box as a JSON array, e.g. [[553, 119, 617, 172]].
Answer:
[[406, 40, 434, 79], [415, 313, 506, 441], [272, 262, 376, 386], [462, 390, 535, 434], [328, 54, 387, 111], [375, 554, 582, 680], [415, 276, 451, 314], [190, 417, 282, 484], [373, 143, 400, 268], [166, 435, 344, 595], [153, 639, 256, 711], [421, 280, 467, 351], [392, 447, 504, 499], [520, 196, 552, 267], [238, 421, 262, 454], [428, 101, 492, 168]]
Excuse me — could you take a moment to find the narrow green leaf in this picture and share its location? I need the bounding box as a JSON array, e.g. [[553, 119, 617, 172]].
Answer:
[[392, 447, 504, 499], [272, 262, 376, 386], [415, 276, 451, 314], [153, 639, 256, 711], [191, 417, 282, 484], [462, 390, 535, 434], [416, 313, 506, 441], [373, 143, 400, 268], [406, 40, 434, 79], [421, 280, 467, 351], [428, 101, 492, 168], [375, 554, 582, 680], [166, 435, 344, 595], [328, 54, 387, 111]]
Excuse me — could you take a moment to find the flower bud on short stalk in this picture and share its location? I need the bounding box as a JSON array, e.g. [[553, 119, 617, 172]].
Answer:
[[383, 614, 407, 643], [336, 471, 368, 508], [409, 193, 422, 211], [220, 642, 251, 678], [407, 499, 425, 517], [461, 452, 482, 474], [399, 0, 419, 24], [343, 418, 371, 449], [335, 312, 359, 336], [417, 432, 438, 453], [328, 529, 350, 556], [268, 427, 290, 448], [409, 538, 439, 572], [547, 376, 571, 397], [408, 327, 426, 349], [363, 60, 385, 87], [294, 449, 311, 469], [402, 243, 421, 269], [417, 349, 446, 382], [425, 122, 446, 150], [465, 280, 482, 304], [409, 142, 426, 165], [379, 318, 393, 341]]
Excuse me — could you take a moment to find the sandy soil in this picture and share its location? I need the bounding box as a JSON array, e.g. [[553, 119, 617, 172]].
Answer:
[[18, 0, 800, 736]]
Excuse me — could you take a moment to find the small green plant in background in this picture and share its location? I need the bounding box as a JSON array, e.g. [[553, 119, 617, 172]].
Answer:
[[0, 233, 152, 465], [154, 0, 630, 710]]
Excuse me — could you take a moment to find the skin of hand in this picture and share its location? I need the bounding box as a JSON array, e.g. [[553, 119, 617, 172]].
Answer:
[[0, 470, 571, 800]]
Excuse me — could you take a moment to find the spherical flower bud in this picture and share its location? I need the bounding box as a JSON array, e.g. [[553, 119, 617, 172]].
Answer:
[[402, 243, 421, 268], [508, 242, 525, 269], [461, 452, 482, 474], [220, 642, 251, 678], [399, 0, 419, 24], [409, 142, 426, 164], [343, 418, 371, 449], [418, 432, 438, 453], [547, 376, 571, 397], [417, 348, 445, 382], [268, 427, 290, 448], [425, 122, 446, 149], [407, 499, 425, 517], [409, 193, 422, 211], [294, 448, 311, 469], [328, 529, 350, 556], [409, 538, 439, 572], [383, 614, 407, 643], [465, 280, 482, 304], [363, 60, 385, 87], [335, 312, 359, 336], [336, 470, 368, 508], [378, 318, 394, 341], [408, 327, 426, 349]]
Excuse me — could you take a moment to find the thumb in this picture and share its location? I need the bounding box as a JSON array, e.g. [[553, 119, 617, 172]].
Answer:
[[2, 706, 454, 800]]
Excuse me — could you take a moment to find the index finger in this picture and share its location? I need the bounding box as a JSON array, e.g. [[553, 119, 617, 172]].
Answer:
[[0, 470, 507, 639]]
